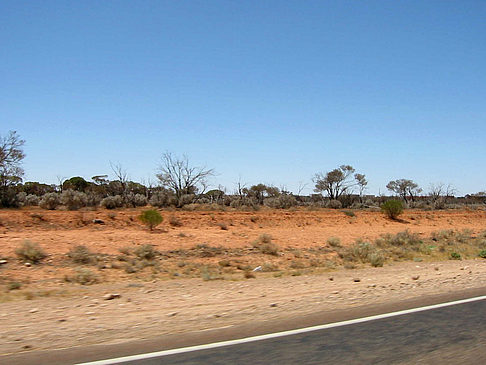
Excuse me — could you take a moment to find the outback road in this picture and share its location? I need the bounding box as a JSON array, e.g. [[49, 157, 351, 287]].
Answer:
[[3, 290, 485, 365], [82, 296, 486, 365]]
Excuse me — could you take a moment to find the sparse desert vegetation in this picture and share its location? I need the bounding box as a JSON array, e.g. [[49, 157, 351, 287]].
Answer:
[[0, 207, 485, 300]]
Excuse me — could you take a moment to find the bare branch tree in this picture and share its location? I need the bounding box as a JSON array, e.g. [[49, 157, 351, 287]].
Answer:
[[297, 181, 308, 196], [234, 176, 247, 197], [156, 152, 214, 207]]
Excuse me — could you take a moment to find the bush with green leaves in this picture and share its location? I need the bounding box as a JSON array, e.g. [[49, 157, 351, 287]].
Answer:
[[381, 199, 404, 220], [61, 189, 88, 210], [479, 250, 486, 259], [449, 252, 461, 260], [139, 209, 163, 231], [39, 192, 61, 210], [100, 195, 123, 209], [15, 240, 47, 264]]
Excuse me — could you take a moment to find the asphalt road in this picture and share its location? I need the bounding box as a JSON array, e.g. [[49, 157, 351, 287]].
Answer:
[[3, 291, 485, 365], [99, 297, 486, 365]]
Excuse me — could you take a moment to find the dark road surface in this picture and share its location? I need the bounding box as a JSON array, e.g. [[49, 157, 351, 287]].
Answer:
[[102, 298, 486, 365], [2, 292, 485, 365]]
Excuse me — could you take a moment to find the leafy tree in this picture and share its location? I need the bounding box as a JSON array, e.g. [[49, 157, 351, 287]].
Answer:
[[0, 131, 25, 207], [386, 179, 422, 202], [63, 176, 90, 192], [21, 181, 56, 196], [156, 152, 214, 207], [355, 173, 368, 202], [313, 165, 363, 201]]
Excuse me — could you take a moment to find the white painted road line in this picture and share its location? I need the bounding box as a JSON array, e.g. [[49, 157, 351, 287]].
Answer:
[[77, 295, 486, 365]]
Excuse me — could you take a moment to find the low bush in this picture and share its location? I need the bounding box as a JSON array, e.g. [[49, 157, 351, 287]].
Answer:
[[479, 250, 486, 259], [67, 245, 95, 264], [65, 268, 98, 285], [24, 194, 40, 206], [139, 209, 163, 231], [169, 215, 183, 227], [15, 240, 47, 264], [100, 195, 123, 209], [264, 195, 298, 209], [61, 189, 88, 210], [328, 200, 343, 209], [252, 234, 279, 256], [381, 200, 404, 220], [39, 192, 61, 210], [327, 237, 342, 247], [449, 252, 461, 260], [126, 193, 148, 207], [134, 244, 158, 260], [339, 240, 385, 267]]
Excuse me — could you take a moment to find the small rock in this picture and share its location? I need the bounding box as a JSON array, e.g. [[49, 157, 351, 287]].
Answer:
[[29, 308, 38, 313], [58, 318, 67, 322], [92, 219, 104, 224], [0, 259, 7, 265], [103, 293, 121, 300], [22, 345, 32, 350], [331, 290, 339, 294], [412, 275, 420, 280], [434, 267, 439, 271], [167, 312, 178, 317], [270, 303, 278, 307], [85, 311, 96, 315], [24, 262, 32, 267], [329, 277, 334, 281], [353, 278, 361, 282]]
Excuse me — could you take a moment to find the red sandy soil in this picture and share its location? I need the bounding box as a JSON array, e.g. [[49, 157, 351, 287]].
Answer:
[[0, 207, 485, 357]]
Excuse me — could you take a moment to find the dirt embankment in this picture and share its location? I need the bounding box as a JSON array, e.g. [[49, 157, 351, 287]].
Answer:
[[0, 208, 485, 357]]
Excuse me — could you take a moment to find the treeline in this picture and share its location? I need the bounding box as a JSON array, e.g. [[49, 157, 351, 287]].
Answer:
[[1, 131, 485, 210]]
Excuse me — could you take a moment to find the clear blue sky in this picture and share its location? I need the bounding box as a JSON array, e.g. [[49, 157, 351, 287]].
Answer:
[[2, 1, 485, 196]]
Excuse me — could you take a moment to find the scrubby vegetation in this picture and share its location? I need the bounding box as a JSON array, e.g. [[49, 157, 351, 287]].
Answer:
[[138, 210, 163, 231], [381, 200, 404, 219], [15, 240, 46, 264]]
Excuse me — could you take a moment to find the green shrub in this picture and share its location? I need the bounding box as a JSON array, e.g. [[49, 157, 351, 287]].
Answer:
[[450, 252, 461, 260], [479, 250, 486, 258], [139, 209, 163, 231], [381, 200, 404, 220], [15, 240, 47, 264]]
